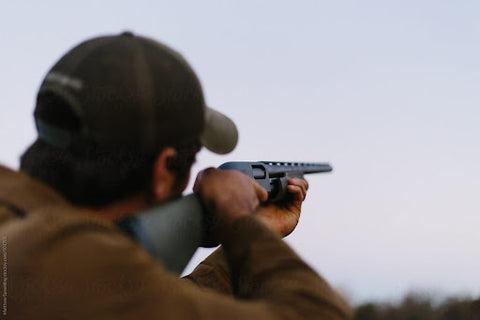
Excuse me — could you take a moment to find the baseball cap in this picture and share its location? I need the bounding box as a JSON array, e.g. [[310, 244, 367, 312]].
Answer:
[[34, 31, 238, 155]]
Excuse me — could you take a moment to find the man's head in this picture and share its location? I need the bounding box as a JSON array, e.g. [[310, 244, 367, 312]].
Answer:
[[20, 31, 238, 214]]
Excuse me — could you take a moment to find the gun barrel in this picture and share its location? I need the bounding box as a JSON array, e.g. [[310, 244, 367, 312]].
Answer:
[[260, 161, 332, 175]]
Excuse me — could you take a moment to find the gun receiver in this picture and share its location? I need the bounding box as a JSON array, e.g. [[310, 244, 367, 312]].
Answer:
[[219, 161, 332, 202]]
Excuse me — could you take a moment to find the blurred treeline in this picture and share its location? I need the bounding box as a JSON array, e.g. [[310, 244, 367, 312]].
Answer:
[[353, 293, 480, 320]]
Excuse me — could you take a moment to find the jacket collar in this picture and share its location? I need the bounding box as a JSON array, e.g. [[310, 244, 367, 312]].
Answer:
[[0, 164, 68, 214]]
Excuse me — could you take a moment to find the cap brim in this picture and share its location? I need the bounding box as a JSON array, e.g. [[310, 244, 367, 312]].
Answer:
[[200, 107, 238, 154]]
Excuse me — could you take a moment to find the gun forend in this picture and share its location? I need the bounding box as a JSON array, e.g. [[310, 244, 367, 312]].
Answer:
[[218, 161, 332, 202]]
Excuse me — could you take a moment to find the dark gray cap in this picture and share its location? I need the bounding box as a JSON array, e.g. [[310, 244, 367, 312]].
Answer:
[[35, 31, 238, 154]]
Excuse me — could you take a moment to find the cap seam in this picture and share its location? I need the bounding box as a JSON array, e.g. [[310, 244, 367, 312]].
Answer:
[[134, 38, 156, 151]]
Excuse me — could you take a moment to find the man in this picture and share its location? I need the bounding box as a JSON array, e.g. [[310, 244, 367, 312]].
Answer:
[[0, 32, 351, 319]]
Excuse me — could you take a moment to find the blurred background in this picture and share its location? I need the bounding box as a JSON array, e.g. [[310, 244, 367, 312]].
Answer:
[[1, 0, 479, 312]]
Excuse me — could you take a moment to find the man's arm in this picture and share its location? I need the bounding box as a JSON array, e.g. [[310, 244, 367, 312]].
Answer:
[[183, 248, 233, 295], [30, 215, 350, 320], [184, 216, 351, 317], [185, 176, 336, 298], [184, 172, 350, 317]]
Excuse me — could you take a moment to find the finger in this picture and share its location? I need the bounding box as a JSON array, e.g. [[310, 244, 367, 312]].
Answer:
[[287, 185, 305, 201], [252, 181, 269, 202], [288, 178, 308, 197], [288, 178, 307, 189], [287, 185, 304, 202], [193, 167, 216, 192], [201, 167, 216, 175]]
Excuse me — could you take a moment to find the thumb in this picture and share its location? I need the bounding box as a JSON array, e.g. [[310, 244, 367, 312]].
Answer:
[[193, 167, 215, 192], [253, 181, 268, 202]]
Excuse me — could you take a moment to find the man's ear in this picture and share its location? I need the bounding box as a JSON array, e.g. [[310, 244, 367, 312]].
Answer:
[[152, 147, 178, 202]]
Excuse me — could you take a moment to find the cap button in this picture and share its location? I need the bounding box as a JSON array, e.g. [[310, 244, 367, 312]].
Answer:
[[121, 31, 134, 37]]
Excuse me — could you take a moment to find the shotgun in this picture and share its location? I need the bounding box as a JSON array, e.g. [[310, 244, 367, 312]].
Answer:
[[117, 161, 332, 274]]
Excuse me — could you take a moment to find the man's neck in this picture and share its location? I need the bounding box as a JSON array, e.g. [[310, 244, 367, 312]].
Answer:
[[90, 193, 151, 221]]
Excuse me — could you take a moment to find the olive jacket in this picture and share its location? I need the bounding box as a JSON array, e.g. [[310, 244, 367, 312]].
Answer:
[[0, 165, 351, 319]]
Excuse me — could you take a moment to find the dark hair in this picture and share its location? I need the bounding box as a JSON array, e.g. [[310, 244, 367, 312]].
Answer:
[[20, 138, 200, 207]]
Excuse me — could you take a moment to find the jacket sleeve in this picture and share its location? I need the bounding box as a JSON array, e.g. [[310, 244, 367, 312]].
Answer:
[[183, 248, 234, 295], [33, 216, 352, 320]]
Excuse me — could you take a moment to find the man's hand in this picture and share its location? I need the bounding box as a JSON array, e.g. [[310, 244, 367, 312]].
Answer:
[[256, 178, 308, 237], [193, 168, 268, 229]]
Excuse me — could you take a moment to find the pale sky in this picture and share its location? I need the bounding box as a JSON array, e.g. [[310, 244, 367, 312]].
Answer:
[[1, 0, 479, 304]]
